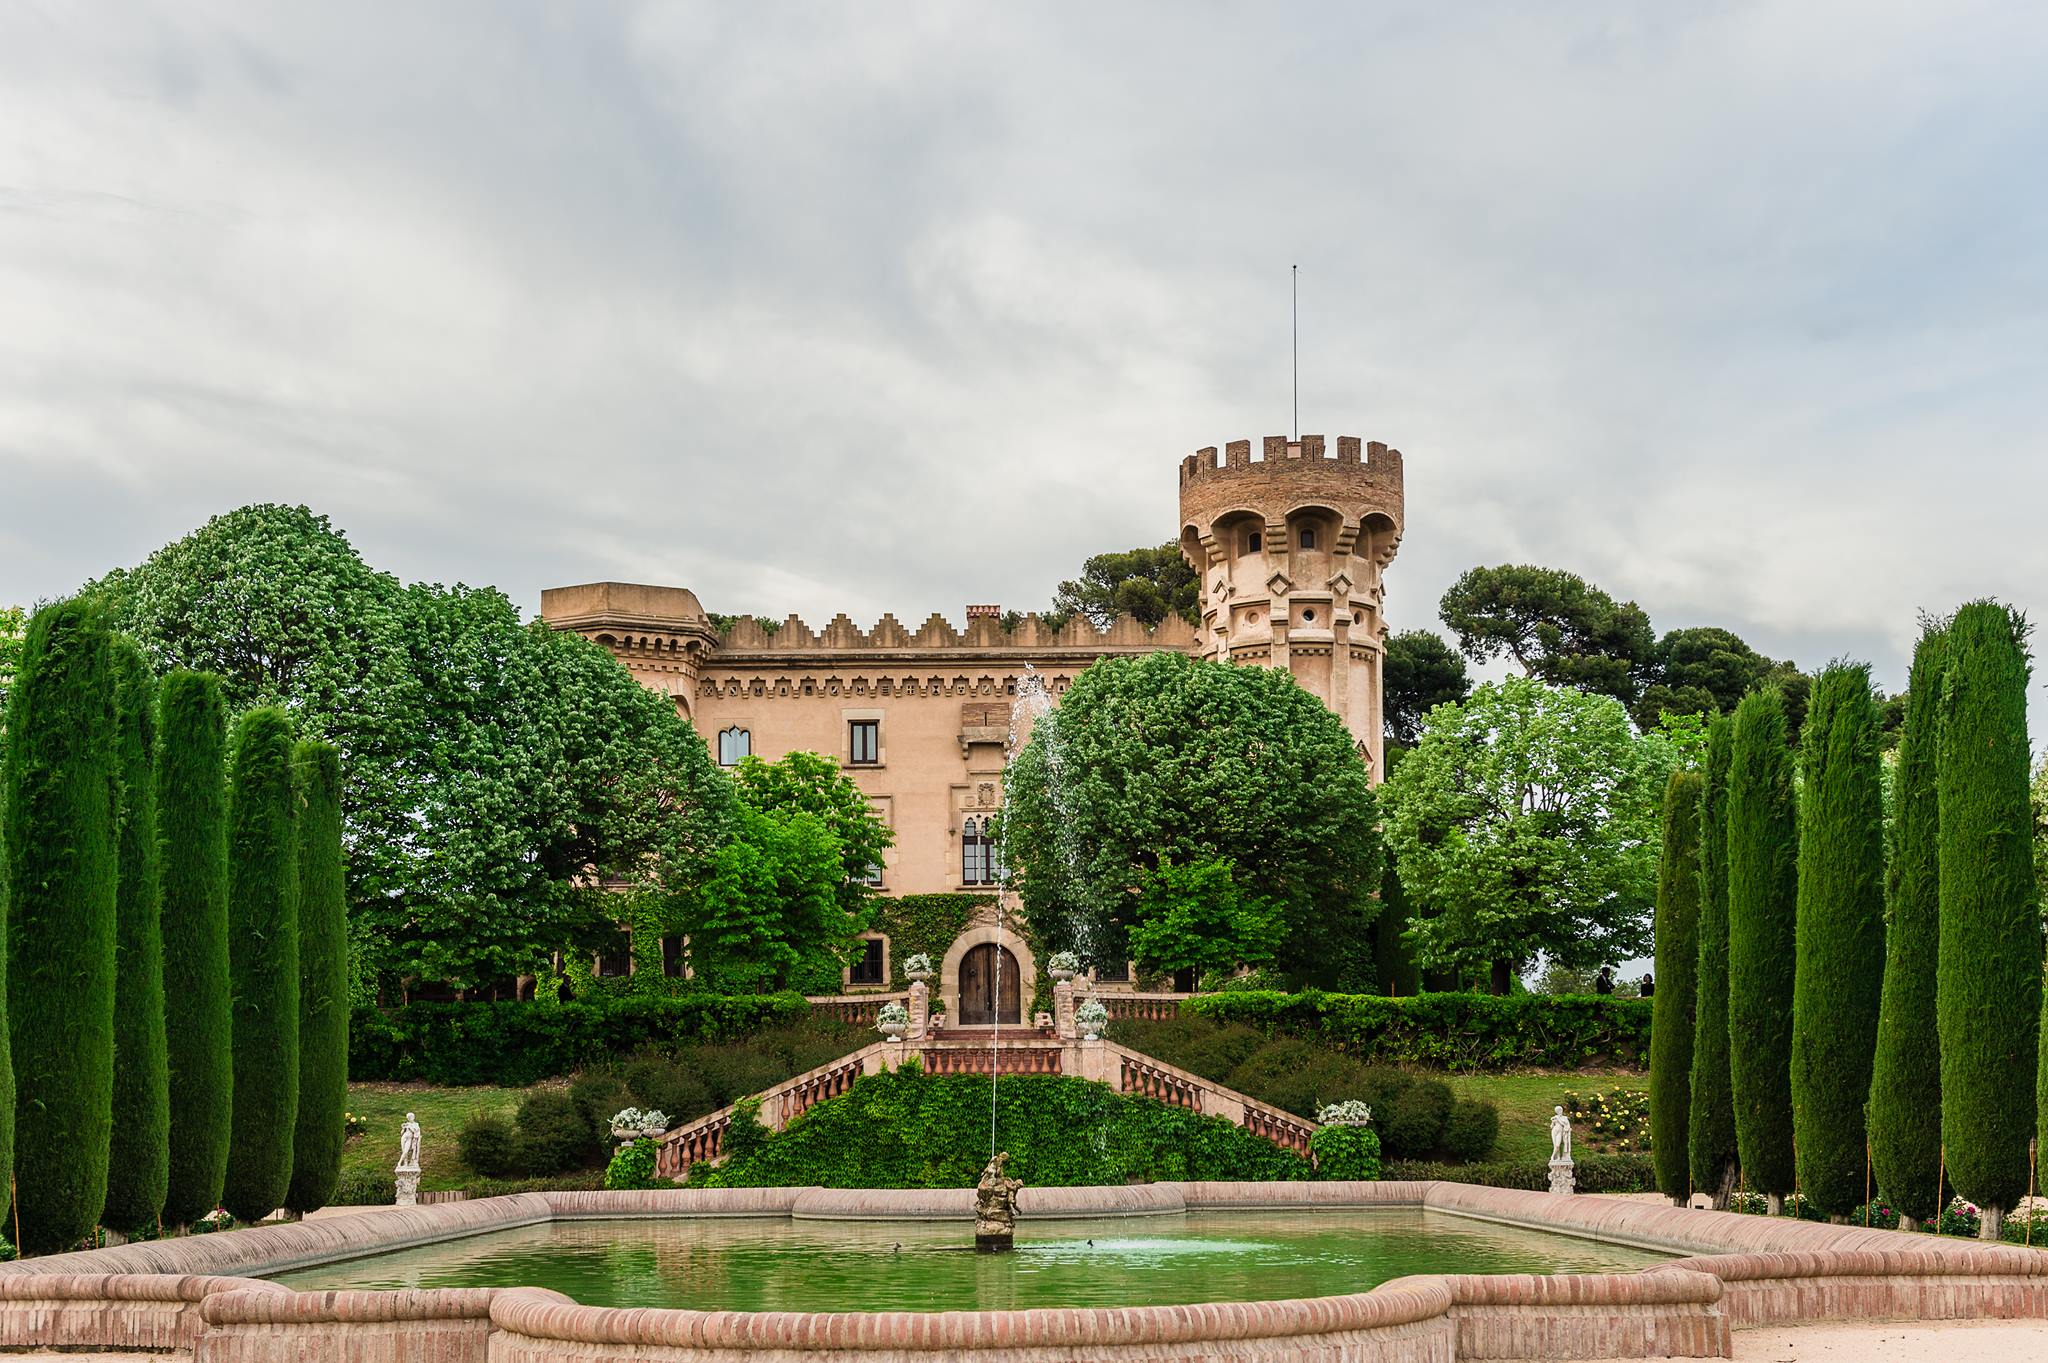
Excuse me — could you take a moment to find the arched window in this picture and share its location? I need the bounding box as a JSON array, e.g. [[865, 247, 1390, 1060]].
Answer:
[[962, 817, 996, 886], [1247, 530, 1262, 553], [1297, 527, 1317, 551], [717, 726, 751, 766]]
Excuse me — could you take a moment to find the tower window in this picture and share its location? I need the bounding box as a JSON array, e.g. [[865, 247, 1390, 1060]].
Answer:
[[849, 719, 880, 765], [1247, 531, 1262, 553], [962, 816, 997, 886], [717, 726, 751, 766], [1298, 527, 1318, 550]]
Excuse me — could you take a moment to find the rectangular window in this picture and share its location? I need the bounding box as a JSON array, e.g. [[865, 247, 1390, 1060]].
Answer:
[[660, 934, 685, 978], [1096, 958, 1130, 983], [849, 937, 886, 985], [856, 862, 884, 886], [849, 719, 880, 765], [595, 935, 632, 978], [961, 817, 996, 886]]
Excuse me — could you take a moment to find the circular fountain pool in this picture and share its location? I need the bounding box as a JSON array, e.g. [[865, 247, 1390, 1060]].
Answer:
[[274, 1208, 1669, 1312]]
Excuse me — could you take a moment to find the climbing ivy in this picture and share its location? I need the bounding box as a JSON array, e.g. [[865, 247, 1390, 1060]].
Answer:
[[870, 895, 991, 990]]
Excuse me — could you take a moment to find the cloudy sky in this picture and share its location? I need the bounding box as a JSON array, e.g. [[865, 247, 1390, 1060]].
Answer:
[[4, 2, 2046, 710]]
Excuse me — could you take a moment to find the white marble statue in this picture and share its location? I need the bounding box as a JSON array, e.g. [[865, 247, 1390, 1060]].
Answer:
[[398, 1112, 422, 1173], [1549, 1105, 1572, 1161]]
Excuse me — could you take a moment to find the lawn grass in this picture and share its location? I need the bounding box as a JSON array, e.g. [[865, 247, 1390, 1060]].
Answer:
[[1442, 1071, 1648, 1162], [343, 1081, 537, 1192]]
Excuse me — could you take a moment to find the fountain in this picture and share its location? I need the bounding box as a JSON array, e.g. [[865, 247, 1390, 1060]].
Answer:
[[973, 1152, 1023, 1252]]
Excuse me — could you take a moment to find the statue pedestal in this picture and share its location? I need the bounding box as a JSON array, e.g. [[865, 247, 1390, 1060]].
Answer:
[[1547, 1156, 1575, 1196], [974, 1229, 1014, 1253], [395, 1168, 421, 1207]]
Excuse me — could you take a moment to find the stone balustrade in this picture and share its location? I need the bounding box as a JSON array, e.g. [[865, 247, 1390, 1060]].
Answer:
[[806, 992, 910, 1028]]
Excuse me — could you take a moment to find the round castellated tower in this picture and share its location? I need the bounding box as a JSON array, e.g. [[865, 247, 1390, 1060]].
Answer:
[[1178, 434, 1405, 780]]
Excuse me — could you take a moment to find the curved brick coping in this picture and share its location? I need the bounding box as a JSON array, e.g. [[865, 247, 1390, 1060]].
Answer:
[[789, 1182, 1190, 1221], [544, 1187, 812, 1218], [1654, 1247, 2048, 1329], [0, 1273, 283, 1354], [1178, 1179, 1433, 1209], [199, 1284, 565, 1325], [485, 1277, 1454, 1351]]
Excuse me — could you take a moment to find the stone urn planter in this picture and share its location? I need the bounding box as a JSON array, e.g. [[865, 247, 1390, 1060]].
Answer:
[[903, 952, 936, 984], [877, 1001, 910, 1041], [1076, 999, 1109, 1041], [608, 1108, 671, 1144], [1047, 951, 1081, 982]]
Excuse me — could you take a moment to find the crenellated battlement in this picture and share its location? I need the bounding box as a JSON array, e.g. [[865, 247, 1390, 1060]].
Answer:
[[1178, 435, 1404, 492], [715, 609, 1194, 654]]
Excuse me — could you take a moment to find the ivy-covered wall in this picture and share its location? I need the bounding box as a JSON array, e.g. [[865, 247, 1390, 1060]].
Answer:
[[869, 893, 991, 989]]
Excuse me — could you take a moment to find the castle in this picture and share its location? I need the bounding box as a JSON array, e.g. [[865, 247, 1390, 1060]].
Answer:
[[540, 435, 1405, 1021]]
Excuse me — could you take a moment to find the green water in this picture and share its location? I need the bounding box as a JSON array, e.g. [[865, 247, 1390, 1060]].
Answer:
[[274, 1210, 1668, 1312]]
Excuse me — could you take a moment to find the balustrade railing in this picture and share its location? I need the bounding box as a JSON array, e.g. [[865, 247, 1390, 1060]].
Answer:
[[806, 992, 909, 1028], [920, 1043, 1062, 1076], [1098, 992, 1186, 1023], [653, 1110, 732, 1181], [1118, 1054, 1205, 1111]]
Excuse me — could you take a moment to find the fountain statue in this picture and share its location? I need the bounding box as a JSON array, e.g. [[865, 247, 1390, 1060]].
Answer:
[[975, 1151, 1023, 1252], [1547, 1105, 1575, 1195], [395, 1112, 423, 1207]]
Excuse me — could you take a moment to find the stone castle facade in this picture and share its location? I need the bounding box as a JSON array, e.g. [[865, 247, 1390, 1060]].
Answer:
[[540, 435, 1404, 1012]]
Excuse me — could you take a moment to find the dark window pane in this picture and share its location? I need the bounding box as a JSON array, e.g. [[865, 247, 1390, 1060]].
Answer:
[[849, 937, 885, 985], [850, 720, 880, 765]]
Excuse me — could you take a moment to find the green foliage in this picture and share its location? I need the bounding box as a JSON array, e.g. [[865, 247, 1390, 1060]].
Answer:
[[3, 600, 118, 1252], [1382, 1154, 1656, 1194], [221, 706, 301, 1222], [458, 1116, 524, 1178], [1381, 1079, 1453, 1156], [156, 671, 234, 1225], [513, 1090, 604, 1174], [104, 639, 169, 1232], [1688, 715, 1739, 1199], [1650, 769, 1703, 1201], [1937, 602, 2040, 1212], [1382, 629, 1471, 745], [287, 741, 349, 1214], [688, 805, 846, 992], [1791, 663, 1888, 1215], [0, 604, 24, 722], [1127, 857, 1283, 977], [1309, 1124, 1382, 1180], [733, 749, 895, 921], [1181, 990, 1652, 1070], [332, 1170, 398, 1205], [1635, 627, 1802, 731], [870, 895, 990, 990], [605, 1139, 662, 1190], [1438, 564, 1655, 706], [1382, 675, 1674, 983], [1440, 1100, 1500, 1162], [350, 993, 812, 1086], [1726, 686, 1799, 1196], [705, 1068, 1309, 1187], [1372, 864, 1424, 996], [1003, 651, 1382, 988], [1047, 542, 1198, 631]]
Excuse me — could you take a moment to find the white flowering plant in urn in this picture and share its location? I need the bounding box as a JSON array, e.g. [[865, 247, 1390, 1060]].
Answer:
[[1047, 951, 1081, 981], [876, 1000, 910, 1039], [609, 1107, 671, 1142], [902, 952, 935, 982], [1075, 998, 1109, 1040], [1316, 1100, 1373, 1127]]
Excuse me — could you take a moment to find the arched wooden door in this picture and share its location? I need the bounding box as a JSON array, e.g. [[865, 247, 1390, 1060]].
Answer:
[[957, 943, 1021, 1025]]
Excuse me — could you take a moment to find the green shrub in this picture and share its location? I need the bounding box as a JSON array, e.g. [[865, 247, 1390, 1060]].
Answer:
[[157, 670, 233, 1226], [605, 1140, 662, 1190], [3, 600, 119, 1252], [514, 1090, 601, 1174], [1688, 714, 1739, 1202], [350, 993, 816, 1086], [287, 740, 349, 1214], [621, 1056, 718, 1123], [104, 639, 169, 1233], [1381, 1079, 1453, 1160], [1650, 769, 1702, 1203], [221, 706, 301, 1224], [1381, 1153, 1655, 1194], [458, 1115, 524, 1179], [462, 1170, 606, 1197], [1726, 686, 1799, 1197], [709, 1069, 1308, 1187], [569, 1071, 634, 1136], [1310, 1124, 1382, 1180], [1181, 990, 1653, 1070], [332, 1170, 397, 1205], [1440, 1099, 1499, 1162]]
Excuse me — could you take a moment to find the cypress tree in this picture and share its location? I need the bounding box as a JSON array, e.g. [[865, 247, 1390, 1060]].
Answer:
[[1937, 601, 2039, 1235], [1790, 663, 1887, 1217], [158, 671, 234, 1225], [220, 706, 300, 1223], [1688, 713, 1739, 1206], [1374, 864, 1423, 996], [1870, 624, 1947, 1227], [1650, 768, 1703, 1205], [103, 640, 170, 1232], [1726, 685, 1798, 1200], [2, 600, 119, 1251], [286, 740, 347, 1214]]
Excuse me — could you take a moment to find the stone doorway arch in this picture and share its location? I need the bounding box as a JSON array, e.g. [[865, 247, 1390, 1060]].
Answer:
[[941, 919, 1037, 1025], [957, 943, 1021, 1026]]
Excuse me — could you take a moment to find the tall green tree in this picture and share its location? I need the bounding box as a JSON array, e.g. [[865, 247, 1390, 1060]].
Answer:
[[1126, 857, 1284, 979], [0, 604, 24, 724], [732, 750, 895, 924], [3, 600, 119, 1251], [1003, 651, 1382, 989], [1634, 626, 1803, 731], [1688, 714, 1739, 1206], [1726, 686, 1798, 1200], [1381, 675, 1674, 992], [1937, 602, 2040, 1234], [1373, 862, 1423, 997], [1870, 623, 1947, 1227], [1438, 564, 1656, 706], [1382, 629, 1472, 746], [1790, 663, 1887, 1217], [158, 671, 233, 1224], [1651, 769, 1703, 1204], [103, 640, 169, 1232], [686, 805, 845, 992], [221, 706, 300, 1223], [1047, 543, 1198, 630], [286, 740, 347, 1214]]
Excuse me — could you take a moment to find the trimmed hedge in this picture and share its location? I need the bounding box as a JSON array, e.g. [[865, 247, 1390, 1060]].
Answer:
[[1383, 1153, 1656, 1194], [1726, 686, 1799, 1197], [104, 639, 169, 1232], [1182, 991, 1652, 1071], [1649, 769, 1702, 1202], [350, 992, 813, 1085], [700, 1067, 1310, 1188], [1687, 714, 1739, 1201], [286, 740, 348, 1214]]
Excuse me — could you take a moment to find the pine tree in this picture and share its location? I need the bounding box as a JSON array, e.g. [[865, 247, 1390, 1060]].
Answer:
[[1726, 685, 1798, 1200], [1790, 663, 1887, 1217], [2, 600, 119, 1251], [103, 639, 170, 1231], [1651, 768, 1703, 1204], [286, 739, 347, 1214], [1688, 713, 1739, 1205], [220, 706, 300, 1223], [1937, 602, 2039, 1234], [1869, 624, 1947, 1227], [158, 670, 234, 1225]]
